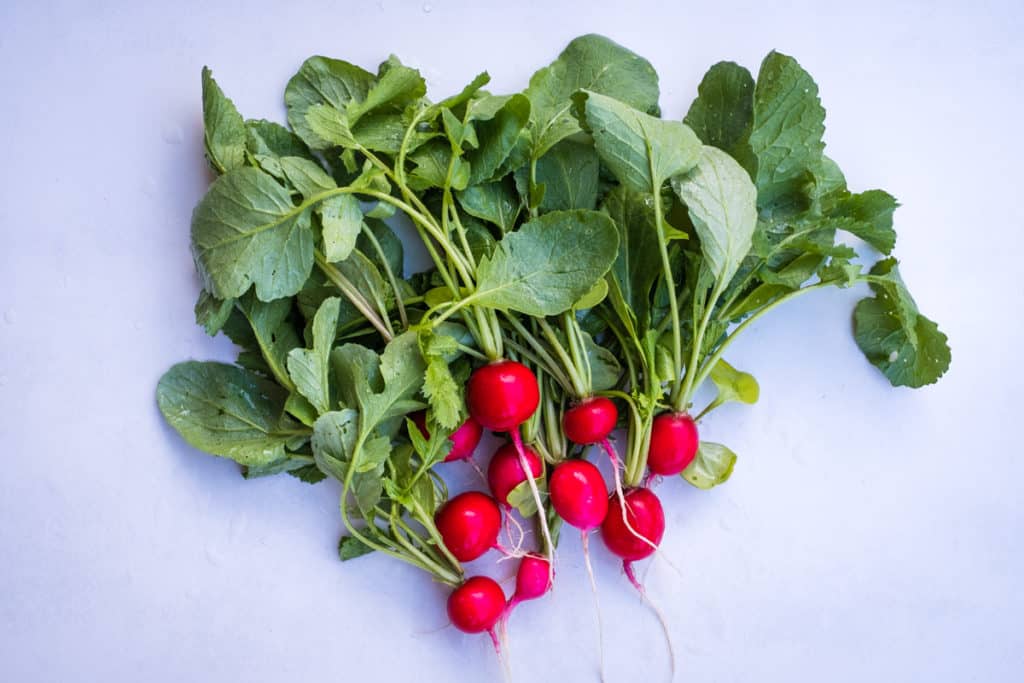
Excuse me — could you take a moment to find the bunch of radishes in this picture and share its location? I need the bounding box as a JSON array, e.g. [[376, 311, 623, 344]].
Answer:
[[157, 31, 950, 678]]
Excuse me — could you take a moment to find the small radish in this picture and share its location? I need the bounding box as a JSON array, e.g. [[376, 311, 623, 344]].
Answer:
[[447, 575, 506, 634], [549, 460, 609, 530], [435, 491, 502, 562], [411, 411, 484, 462], [562, 396, 618, 445], [647, 412, 699, 476], [600, 487, 665, 562], [600, 486, 675, 676], [510, 553, 552, 606], [466, 360, 540, 432], [548, 458, 610, 677], [487, 442, 543, 507]]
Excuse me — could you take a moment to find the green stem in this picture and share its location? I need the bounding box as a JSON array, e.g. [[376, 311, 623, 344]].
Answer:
[[537, 319, 587, 398], [691, 282, 831, 394], [360, 222, 407, 328], [314, 250, 393, 342], [676, 278, 725, 412], [652, 187, 683, 405]]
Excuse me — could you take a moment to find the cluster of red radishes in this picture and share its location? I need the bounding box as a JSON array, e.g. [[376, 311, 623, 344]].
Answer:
[[424, 359, 697, 642]]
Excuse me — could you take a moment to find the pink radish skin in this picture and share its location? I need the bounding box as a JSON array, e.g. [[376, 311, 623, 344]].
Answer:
[[510, 553, 552, 606], [434, 491, 502, 562], [448, 576, 506, 634], [647, 412, 699, 476], [487, 443, 543, 507], [549, 460, 609, 531], [411, 411, 483, 462], [600, 487, 665, 561], [562, 397, 618, 445], [466, 360, 540, 431]]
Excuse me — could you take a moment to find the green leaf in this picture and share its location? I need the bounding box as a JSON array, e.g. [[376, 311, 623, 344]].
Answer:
[[191, 167, 314, 301], [194, 289, 234, 336], [749, 52, 826, 211], [358, 218, 404, 277], [466, 94, 530, 184], [223, 293, 301, 391], [338, 535, 375, 561], [304, 104, 357, 148], [506, 480, 540, 517], [683, 61, 755, 166], [289, 464, 326, 484], [671, 146, 758, 289], [407, 140, 470, 191], [418, 329, 464, 430], [574, 278, 608, 310], [602, 186, 661, 333], [201, 67, 247, 174], [533, 140, 600, 211], [682, 442, 737, 489], [525, 34, 660, 159], [312, 409, 384, 513], [347, 56, 426, 125], [285, 392, 319, 427], [470, 209, 619, 316], [457, 178, 520, 233], [246, 119, 310, 160], [286, 56, 375, 149], [831, 190, 899, 254], [157, 361, 305, 467], [287, 297, 341, 414], [583, 330, 621, 392], [708, 359, 759, 405], [319, 194, 363, 263], [853, 258, 951, 388], [577, 90, 701, 194], [279, 156, 335, 199]]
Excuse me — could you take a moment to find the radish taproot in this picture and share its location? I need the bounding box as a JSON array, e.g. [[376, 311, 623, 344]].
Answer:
[[647, 412, 699, 476], [562, 396, 618, 445], [488, 442, 543, 507], [466, 360, 540, 432], [600, 487, 665, 562], [434, 491, 502, 562], [412, 411, 484, 462], [549, 460, 609, 530], [447, 576, 506, 634]]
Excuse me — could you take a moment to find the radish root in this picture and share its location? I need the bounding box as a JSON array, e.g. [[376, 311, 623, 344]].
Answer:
[[624, 561, 676, 681], [582, 530, 607, 683], [511, 429, 555, 585]]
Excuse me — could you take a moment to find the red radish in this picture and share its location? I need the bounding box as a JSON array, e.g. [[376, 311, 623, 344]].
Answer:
[[549, 460, 609, 530], [600, 487, 665, 561], [466, 360, 540, 432], [411, 411, 484, 462], [647, 412, 699, 476], [505, 552, 552, 620], [562, 396, 618, 445], [487, 443, 543, 507], [434, 491, 501, 562], [447, 576, 506, 634]]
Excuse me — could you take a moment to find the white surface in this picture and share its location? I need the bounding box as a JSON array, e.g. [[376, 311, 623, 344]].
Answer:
[[1, 1, 1021, 681]]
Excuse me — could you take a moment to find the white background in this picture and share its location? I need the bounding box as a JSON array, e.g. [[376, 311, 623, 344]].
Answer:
[[1, 1, 1021, 681]]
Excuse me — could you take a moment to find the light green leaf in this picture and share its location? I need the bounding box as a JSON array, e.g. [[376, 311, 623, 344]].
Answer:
[[831, 190, 899, 254], [525, 34, 660, 159], [854, 258, 951, 388], [708, 359, 759, 405], [671, 146, 758, 289], [347, 55, 425, 125], [201, 67, 246, 174], [418, 330, 464, 430], [574, 278, 608, 310], [304, 103, 357, 148], [506, 480, 540, 517], [285, 392, 319, 427], [577, 90, 701, 193], [312, 408, 360, 477], [286, 56, 375, 149], [246, 119, 310, 160], [279, 156, 335, 199], [157, 361, 304, 467], [683, 61, 755, 166], [407, 140, 470, 191], [287, 297, 341, 414], [191, 167, 314, 301], [319, 194, 363, 262], [682, 442, 737, 489], [470, 209, 619, 316], [583, 330, 621, 392]]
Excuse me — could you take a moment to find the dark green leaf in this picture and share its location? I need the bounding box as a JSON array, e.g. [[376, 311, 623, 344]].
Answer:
[[194, 289, 234, 336], [533, 140, 600, 211], [457, 178, 520, 233], [287, 297, 341, 414], [683, 61, 755, 166], [339, 535, 375, 561], [286, 57, 375, 149]]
